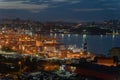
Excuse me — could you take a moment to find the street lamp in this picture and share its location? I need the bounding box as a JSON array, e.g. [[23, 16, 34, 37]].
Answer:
[[18, 61, 22, 74]]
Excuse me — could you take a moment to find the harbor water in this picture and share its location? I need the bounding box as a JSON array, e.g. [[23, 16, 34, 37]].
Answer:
[[51, 34, 120, 55]]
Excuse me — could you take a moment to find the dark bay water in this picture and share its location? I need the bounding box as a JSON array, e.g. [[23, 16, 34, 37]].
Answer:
[[52, 34, 120, 55]]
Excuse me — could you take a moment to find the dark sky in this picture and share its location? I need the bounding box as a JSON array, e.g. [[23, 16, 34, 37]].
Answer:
[[0, 0, 120, 22]]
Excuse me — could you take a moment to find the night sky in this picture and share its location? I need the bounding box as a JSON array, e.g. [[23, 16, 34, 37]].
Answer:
[[0, 0, 120, 22]]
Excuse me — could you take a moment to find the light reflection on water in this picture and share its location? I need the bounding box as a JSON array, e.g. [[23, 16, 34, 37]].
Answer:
[[55, 34, 120, 55]]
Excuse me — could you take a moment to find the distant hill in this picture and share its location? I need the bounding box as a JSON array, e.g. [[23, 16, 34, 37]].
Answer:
[[70, 27, 112, 35]]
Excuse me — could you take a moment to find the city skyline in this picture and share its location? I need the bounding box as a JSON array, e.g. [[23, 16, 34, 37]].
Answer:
[[0, 0, 120, 22]]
